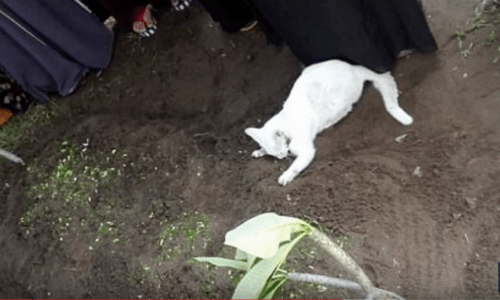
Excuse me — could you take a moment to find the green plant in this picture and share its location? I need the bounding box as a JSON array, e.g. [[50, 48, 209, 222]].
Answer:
[[195, 213, 404, 299], [483, 30, 497, 46], [127, 263, 152, 286], [455, 2, 500, 58], [158, 212, 211, 262]]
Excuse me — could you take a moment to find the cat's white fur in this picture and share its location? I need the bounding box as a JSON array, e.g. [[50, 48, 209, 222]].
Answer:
[[245, 59, 413, 185]]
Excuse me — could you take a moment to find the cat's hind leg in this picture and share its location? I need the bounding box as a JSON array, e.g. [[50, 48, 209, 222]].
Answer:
[[383, 100, 414, 126], [368, 71, 414, 126]]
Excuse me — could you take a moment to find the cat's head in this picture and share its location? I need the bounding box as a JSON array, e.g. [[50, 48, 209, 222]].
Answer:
[[245, 127, 289, 159]]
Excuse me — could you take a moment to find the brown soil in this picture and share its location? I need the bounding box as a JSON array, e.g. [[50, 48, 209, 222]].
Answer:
[[1, 0, 500, 298]]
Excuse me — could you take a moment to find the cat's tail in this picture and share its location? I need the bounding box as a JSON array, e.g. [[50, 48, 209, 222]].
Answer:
[[355, 66, 413, 126]]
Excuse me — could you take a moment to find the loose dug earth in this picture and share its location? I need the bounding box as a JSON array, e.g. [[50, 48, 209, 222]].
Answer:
[[1, 0, 500, 298]]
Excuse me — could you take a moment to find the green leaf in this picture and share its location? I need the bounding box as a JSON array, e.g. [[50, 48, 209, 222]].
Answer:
[[231, 231, 308, 299], [194, 257, 247, 271], [225, 213, 312, 259]]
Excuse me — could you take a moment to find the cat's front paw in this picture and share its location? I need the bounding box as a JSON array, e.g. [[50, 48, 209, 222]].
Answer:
[[251, 149, 266, 158], [278, 171, 297, 186]]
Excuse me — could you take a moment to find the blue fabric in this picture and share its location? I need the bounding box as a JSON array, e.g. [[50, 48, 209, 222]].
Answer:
[[0, 0, 114, 103]]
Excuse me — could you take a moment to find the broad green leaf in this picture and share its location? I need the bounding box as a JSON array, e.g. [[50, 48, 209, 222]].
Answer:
[[232, 231, 308, 299], [225, 213, 312, 259], [194, 257, 247, 271]]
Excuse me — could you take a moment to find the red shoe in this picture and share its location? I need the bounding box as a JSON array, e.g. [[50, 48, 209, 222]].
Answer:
[[132, 4, 157, 38]]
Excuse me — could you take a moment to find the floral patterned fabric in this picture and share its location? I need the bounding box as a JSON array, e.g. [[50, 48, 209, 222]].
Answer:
[[0, 71, 32, 115]]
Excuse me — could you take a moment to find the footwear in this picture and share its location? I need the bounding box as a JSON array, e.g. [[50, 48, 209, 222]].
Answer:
[[0, 107, 13, 127], [397, 49, 414, 58], [171, 0, 192, 11], [132, 4, 157, 38], [103, 16, 117, 32], [240, 20, 258, 32]]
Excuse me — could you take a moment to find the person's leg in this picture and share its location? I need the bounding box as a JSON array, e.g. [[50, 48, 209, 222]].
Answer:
[[197, 0, 255, 33]]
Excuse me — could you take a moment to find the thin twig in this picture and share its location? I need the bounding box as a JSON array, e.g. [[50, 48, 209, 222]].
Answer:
[[0, 148, 25, 165]]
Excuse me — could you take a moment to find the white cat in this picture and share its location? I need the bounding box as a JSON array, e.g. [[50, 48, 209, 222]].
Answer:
[[245, 59, 413, 185]]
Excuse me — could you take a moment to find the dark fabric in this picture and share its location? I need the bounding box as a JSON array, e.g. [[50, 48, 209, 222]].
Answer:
[[0, 0, 114, 103], [198, 0, 437, 73]]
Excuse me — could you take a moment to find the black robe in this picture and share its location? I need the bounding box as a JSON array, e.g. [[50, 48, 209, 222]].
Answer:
[[197, 0, 437, 72]]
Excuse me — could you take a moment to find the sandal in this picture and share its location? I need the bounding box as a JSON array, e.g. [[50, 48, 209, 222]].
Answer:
[[103, 16, 117, 32], [132, 4, 157, 38], [240, 20, 258, 32], [171, 0, 193, 12]]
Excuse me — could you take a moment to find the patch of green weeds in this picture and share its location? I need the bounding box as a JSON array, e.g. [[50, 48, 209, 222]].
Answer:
[[484, 29, 498, 46], [0, 103, 59, 150], [455, 29, 467, 41], [127, 263, 152, 286], [20, 139, 123, 244], [125, 212, 213, 293], [157, 211, 211, 262], [455, 3, 500, 58]]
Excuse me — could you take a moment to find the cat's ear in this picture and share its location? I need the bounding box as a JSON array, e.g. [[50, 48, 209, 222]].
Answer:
[[245, 127, 262, 144], [245, 127, 269, 152], [245, 127, 288, 159]]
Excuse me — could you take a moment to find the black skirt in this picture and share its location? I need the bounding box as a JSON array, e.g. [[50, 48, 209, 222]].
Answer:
[[198, 0, 437, 72]]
